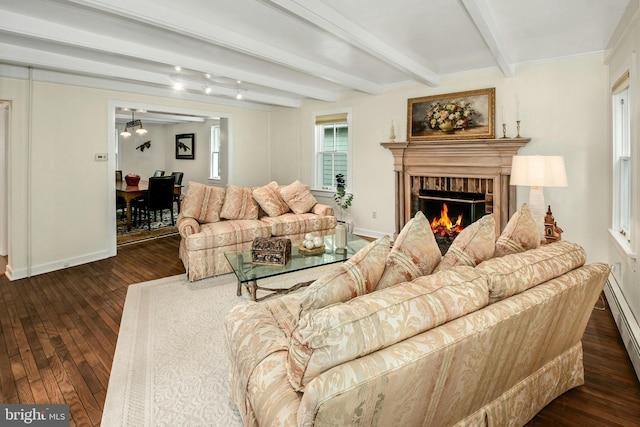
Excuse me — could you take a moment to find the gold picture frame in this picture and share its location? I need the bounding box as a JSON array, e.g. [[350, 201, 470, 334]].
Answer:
[[407, 87, 495, 141]]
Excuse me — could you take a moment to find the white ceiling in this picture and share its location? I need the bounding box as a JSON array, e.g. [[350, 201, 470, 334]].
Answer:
[[0, 0, 632, 113]]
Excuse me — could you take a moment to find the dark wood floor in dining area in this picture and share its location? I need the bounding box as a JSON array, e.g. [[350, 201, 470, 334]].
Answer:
[[0, 235, 639, 426]]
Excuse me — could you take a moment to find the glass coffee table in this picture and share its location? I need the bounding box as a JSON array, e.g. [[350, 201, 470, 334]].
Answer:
[[224, 233, 369, 302]]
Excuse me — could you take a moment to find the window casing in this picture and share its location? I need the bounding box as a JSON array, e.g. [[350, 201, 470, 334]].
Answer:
[[612, 75, 631, 242], [314, 111, 352, 192]]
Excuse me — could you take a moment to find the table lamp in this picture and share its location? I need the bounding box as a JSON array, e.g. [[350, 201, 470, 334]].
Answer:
[[510, 155, 568, 240]]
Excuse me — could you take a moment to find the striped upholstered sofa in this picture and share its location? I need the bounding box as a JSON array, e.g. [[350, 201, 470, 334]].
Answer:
[[224, 206, 609, 426], [177, 180, 336, 281]]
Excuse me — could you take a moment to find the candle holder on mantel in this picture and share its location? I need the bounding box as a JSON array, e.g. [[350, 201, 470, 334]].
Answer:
[[389, 121, 396, 142], [516, 120, 522, 138], [501, 123, 507, 138]]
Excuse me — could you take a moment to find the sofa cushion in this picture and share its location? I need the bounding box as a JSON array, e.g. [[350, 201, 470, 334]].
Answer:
[[298, 236, 390, 318], [183, 219, 271, 251], [260, 213, 337, 237], [495, 203, 540, 257], [434, 214, 495, 272], [253, 181, 290, 217], [279, 180, 317, 214], [220, 184, 260, 220], [180, 181, 226, 223], [376, 211, 441, 291], [287, 266, 489, 391], [477, 240, 586, 304]]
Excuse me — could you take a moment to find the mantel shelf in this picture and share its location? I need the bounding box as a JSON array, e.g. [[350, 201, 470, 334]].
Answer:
[[380, 138, 530, 150]]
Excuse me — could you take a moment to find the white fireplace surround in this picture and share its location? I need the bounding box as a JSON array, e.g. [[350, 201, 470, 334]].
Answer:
[[381, 138, 530, 238]]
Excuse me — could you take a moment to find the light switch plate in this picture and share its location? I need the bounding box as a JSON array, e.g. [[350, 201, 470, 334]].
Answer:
[[95, 153, 108, 161]]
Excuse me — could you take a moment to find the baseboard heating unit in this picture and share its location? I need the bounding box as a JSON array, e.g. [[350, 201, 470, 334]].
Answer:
[[604, 272, 640, 382]]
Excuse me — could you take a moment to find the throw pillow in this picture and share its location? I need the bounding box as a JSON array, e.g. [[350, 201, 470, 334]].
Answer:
[[180, 181, 226, 223], [376, 211, 441, 290], [279, 180, 317, 214], [252, 181, 290, 217], [434, 214, 496, 272], [477, 241, 586, 303], [298, 235, 390, 318], [219, 184, 259, 220], [495, 203, 540, 257]]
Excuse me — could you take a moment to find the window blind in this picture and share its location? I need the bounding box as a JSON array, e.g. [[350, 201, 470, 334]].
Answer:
[[612, 70, 630, 94], [315, 113, 348, 125]]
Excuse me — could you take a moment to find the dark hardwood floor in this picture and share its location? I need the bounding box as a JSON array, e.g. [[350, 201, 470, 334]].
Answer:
[[1, 235, 639, 426]]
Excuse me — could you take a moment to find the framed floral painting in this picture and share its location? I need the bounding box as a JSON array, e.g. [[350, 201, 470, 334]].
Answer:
[[407, 88, 495, 141]]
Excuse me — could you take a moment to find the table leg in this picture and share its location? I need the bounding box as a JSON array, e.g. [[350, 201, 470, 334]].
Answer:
[[236, 279, 242, 296], [250, 281, 257, 301], [125, 200, 133, 231]]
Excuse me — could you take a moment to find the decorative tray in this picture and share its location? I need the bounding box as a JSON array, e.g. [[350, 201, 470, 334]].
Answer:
[[298, 243, 325, 256]]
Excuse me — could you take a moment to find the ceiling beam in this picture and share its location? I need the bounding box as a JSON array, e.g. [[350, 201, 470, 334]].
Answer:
[[69, 0, 383, 95], [0, 9, 330, 104], [116, 112, 207, 124], [461, 0, 515, 78], [0, 43, 301, 108], [265, 0, 440, 87]]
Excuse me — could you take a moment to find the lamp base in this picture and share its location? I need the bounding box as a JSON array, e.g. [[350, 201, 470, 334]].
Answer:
[[528, 186, 546, 241]]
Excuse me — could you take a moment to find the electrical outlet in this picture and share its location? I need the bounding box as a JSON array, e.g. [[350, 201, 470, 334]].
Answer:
[[372, 211, 377, 219]]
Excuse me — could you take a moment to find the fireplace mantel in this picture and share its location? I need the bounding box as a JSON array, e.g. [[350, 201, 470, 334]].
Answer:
[[381, 138, 530, 237]]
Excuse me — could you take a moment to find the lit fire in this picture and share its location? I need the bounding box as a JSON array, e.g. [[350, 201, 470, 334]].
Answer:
[[430, 203, 464, 236]]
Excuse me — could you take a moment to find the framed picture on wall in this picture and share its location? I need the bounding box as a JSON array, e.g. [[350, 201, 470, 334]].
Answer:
[[407, 88, 495, 141], [176, 133, 195, 160]]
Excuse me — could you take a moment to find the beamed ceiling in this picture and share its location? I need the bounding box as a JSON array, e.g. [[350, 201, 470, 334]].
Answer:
[[0, 0, 633, 112]]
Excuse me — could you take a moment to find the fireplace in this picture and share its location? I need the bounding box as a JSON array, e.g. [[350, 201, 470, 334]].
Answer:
[[419, 189, 487, 228], [381, 137, 530, 239], [419, 189, 488, 254]]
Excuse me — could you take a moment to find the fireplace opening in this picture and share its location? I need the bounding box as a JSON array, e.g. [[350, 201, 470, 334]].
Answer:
[[419, 189, 487, 254]]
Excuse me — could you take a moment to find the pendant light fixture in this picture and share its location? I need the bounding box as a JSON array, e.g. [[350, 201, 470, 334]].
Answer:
[[120, 111, 147, 137]]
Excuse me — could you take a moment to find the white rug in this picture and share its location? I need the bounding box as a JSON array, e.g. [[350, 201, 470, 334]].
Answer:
[[102, 265, 339, 427]]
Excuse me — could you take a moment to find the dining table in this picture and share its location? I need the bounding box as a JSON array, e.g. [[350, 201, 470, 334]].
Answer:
[[116, 179, 182, 231]]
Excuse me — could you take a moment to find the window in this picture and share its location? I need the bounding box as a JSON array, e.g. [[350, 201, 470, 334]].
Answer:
[[210, 124, 221, 180], [314, 111, 352, 191], [612, 71, 631, 242]]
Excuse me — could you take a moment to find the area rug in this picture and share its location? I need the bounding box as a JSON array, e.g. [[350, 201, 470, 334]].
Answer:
[[101, 264, 340, 427], [117, 207, 179, 246]]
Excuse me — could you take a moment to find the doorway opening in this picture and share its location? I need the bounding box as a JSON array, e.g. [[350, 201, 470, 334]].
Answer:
[[107, 101, 232, 254]]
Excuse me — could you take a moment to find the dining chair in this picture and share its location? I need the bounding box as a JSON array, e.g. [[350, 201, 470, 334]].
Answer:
[[170, 172, 184, 213], [170, 171, 184, 185], [131, 176, 175, 230], [115, 170, 126, 219], [153, 170, 165, 177]]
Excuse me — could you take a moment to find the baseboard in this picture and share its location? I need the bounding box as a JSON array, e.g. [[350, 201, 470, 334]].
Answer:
[[352, 227, 394, 240], [6, 249, 113, 280], [604, 274, 640, 381]]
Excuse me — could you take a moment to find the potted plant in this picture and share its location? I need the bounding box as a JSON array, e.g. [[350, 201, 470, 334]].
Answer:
[[333, 173, 353, 249]]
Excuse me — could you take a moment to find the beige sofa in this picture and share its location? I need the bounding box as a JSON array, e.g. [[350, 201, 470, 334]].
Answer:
[[224, 206, 609, 426], [177, 181, 336, 281]]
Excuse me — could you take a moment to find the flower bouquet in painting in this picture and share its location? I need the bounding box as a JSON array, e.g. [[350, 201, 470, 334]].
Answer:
[[426, 100, 475, 132]]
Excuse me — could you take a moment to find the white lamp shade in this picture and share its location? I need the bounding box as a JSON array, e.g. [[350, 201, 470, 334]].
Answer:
[[510, 155, 568, 187]]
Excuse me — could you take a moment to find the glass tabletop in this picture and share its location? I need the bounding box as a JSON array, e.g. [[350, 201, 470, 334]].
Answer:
[[224, 233, 369, 283]]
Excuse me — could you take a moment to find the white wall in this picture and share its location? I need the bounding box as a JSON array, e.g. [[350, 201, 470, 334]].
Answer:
[[1, 77, 272, 279], [270, 53, 611, 262]]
